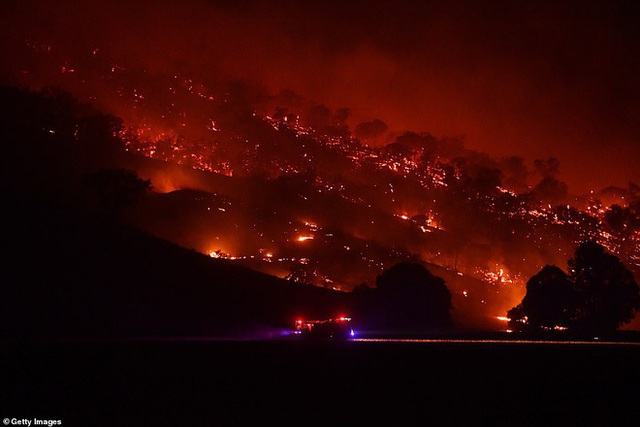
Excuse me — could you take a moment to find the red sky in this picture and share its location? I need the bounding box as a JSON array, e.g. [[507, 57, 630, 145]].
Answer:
[[3, 0, 640, 193]]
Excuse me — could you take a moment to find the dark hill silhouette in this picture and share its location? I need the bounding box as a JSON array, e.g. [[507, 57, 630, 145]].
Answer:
[[2, 189, 347, 338], [0, 84, 532, 337], [0, 85, 350, 338]]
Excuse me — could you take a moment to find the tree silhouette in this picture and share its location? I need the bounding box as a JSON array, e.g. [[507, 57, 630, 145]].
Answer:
[[532, 176, 569, 206], [83, 168, 152, 220], [354, 119, 387, 142], [508, 242, 640, 334], [568, 241, 640, 333], [352, 262, 453, 332], [604, 204, 638, 236], [508, 265, 574, 331]]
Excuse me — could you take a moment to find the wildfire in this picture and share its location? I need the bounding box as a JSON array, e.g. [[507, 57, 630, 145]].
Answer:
[[17, 36, 640, 333], [477, 265, 517, 285], [303, 220, 318, 230]]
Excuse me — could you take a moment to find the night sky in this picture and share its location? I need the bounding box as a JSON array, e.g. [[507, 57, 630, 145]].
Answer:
[[2, 0, 640, 193]]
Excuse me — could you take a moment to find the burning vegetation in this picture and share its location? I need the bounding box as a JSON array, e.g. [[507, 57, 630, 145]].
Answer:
[[2, 28, 640, 331]]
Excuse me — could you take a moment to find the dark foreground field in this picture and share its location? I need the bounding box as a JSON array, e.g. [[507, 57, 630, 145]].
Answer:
[[2, 339, 639, 426]]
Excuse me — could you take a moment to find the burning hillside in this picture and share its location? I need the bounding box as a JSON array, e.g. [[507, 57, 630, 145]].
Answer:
[[2, 25, 639, 331]]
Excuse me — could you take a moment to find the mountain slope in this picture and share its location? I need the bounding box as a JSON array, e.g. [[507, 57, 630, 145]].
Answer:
[[2, 190, 347, 338]]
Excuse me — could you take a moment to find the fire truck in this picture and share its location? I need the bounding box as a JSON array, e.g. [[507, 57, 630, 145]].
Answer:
[[293, 316, 355, 339]]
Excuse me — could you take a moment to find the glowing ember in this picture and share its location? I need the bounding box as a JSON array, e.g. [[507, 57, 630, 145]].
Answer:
[[9, 23, 640, 333]]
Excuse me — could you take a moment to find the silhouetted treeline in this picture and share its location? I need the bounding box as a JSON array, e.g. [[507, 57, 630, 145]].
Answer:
[[509, 241, 640, 335], [0, 85, 130, 211]]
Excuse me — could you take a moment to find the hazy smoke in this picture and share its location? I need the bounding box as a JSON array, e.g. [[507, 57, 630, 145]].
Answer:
[[3, 0, 640, 193]]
